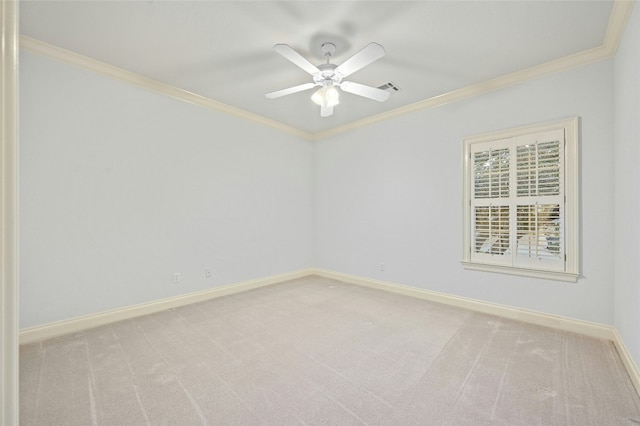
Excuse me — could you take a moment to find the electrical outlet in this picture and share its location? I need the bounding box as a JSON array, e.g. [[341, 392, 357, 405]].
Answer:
[[380, 262, 385, 272], [205, 268, 212, 278], [173, 272, 181, 284]]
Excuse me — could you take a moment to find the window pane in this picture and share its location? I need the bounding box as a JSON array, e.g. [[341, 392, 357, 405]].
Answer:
[[517, 141, 560, 196], [516, 204, 561, 260], [475, 206, 510, 255], [474, 148, 509, 199]]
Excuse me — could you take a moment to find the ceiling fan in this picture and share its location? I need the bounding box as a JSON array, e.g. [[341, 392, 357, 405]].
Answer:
[[265, 42, 391, 117]]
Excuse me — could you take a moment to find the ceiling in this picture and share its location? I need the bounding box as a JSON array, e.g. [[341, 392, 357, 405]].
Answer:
[[20, 1, 621, 136]]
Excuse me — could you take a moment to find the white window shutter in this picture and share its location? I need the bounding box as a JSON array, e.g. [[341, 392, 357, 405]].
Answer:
[[462, 118, 579, 282], [513, 130, 565, 271], [469, 139, 512, 266]]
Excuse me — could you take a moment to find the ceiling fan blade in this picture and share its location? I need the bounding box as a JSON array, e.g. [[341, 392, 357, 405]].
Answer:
[[335, 42, 385, 78], [265, 82, 316, 99], [320, 105, 334, 117], [273, 44, 320, 75], [340, 81, 390, 102]]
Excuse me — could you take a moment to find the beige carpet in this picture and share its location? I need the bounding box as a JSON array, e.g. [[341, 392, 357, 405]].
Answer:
[[19, 276, 640, 425]]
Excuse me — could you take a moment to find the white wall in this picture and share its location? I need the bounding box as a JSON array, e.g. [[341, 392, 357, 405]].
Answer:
[[19, 51, 315, 328], [316, 59, 615, 325], [614, 4, 640, 368], [19, 35, 626, 334]]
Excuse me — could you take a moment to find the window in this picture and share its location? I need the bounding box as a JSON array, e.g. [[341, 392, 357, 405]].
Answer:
[[462, 117, 579, 282]]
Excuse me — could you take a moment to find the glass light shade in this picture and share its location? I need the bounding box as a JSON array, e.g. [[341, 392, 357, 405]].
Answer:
[[311, 85, 340, 107]]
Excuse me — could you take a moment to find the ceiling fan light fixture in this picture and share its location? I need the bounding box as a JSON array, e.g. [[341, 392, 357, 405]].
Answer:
[[311, 84, 340, 107]]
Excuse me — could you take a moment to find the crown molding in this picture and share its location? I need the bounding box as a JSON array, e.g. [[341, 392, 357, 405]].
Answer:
[[314, 45, 610, 140], [313, 1, 634, 140], [19, 0, 634, 142], [19, 36, 315, 141], [603, 0, 636, 55]]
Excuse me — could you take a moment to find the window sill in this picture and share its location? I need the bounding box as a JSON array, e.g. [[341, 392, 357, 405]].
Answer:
[[461, 261, 579, 282]]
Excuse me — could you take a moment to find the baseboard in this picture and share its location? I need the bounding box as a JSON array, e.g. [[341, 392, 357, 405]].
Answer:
[[612, 328, 640, 398], [312, 268, 640, 397], [19, 268, 313, 345], [311, 268, 615, 340], [19, 267, 640, 399]]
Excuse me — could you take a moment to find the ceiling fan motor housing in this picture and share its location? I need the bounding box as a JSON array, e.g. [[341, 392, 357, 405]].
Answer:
[[314, 63, 342, 86]]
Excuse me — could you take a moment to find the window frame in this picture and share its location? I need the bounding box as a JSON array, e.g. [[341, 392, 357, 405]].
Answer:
[[462, 117, 580, 282]]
